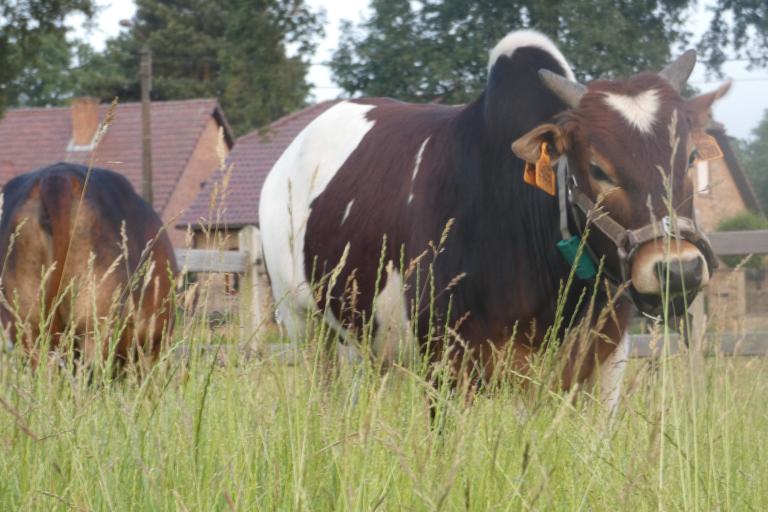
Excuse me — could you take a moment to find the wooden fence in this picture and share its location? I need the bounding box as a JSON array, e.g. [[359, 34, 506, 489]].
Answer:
[[178, 228, 768, 355], [175, 225, 271, 345]]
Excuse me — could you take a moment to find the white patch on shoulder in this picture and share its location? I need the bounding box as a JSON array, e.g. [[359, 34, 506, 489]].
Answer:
[[602, 89, 660, 134], [488, 30, 576, 81], [412, 137, 430, 182], [408, 136, 431, 205], [341, 199, 354, 225], [372, 261, 416, 367], [259, 100, 376, 341]]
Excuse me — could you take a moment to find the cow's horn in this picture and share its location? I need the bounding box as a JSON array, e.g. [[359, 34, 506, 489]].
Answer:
[[659, 49, 697, 93], [538, 69, 586, 109]]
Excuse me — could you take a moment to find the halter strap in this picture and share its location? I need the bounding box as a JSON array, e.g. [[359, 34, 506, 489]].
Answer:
[[554, 157, 717, 316]]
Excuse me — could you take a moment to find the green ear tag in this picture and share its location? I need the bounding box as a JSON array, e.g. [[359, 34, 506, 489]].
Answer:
[[557, 236, 597, 280]]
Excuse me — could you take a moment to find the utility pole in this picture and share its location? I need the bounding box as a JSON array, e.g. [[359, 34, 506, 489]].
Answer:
[[140, 46, 154, 207]]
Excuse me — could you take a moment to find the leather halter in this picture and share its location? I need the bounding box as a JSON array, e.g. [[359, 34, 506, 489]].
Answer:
[[556, 158, 718, 316]]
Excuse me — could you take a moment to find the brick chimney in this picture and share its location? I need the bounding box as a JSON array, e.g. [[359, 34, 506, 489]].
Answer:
[[70, 97, 101, 147]]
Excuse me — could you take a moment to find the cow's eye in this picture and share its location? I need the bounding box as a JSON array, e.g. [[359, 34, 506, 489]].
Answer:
[[688, 149, 699, 167], [589, 164, 614, 184]]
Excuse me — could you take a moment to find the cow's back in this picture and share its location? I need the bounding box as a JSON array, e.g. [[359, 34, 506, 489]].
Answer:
[[0, 163, 177, 363]]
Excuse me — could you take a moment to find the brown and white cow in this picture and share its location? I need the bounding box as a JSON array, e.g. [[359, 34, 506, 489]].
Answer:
[[0, 163, 177, 367], [259, 31, 728, 407]]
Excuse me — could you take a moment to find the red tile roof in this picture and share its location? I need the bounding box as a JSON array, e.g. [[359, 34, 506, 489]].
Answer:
[[181, 100, 340, 229], [0, 99, 233, 215]]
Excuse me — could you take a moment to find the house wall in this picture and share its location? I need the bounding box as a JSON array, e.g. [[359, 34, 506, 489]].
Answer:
[[744, 268, 768, 331], [706, 269, 746, 333], [164, 117, 229, 247], [693, 157, 748, 232], [692, 155, 757, 331]]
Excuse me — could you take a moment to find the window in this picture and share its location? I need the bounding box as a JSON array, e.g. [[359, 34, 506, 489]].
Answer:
[[224, 273, 239, 295]]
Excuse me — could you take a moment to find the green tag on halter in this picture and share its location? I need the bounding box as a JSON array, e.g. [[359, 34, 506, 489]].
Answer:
[[557, 236, 597, 280]]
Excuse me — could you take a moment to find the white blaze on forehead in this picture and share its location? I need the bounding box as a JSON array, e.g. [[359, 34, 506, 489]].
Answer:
[[488, 30, 576, 81], [602, 89, 661, 134]]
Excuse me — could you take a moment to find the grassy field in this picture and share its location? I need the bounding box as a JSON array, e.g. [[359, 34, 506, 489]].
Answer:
[[1, 332, 767, 511]]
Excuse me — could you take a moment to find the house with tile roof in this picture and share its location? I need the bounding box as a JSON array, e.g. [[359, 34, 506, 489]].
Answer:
[[181, 100, 339, 235], [0, 97, 234, 246]]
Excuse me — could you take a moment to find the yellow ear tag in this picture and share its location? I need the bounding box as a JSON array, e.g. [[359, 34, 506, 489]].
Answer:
[[535, 142, 557, 196], [692, 130, 723, 161], [524, 161, 537, 186]]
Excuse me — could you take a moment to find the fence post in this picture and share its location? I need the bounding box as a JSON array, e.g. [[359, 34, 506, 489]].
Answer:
[[690, 294, 706, 349], [238, 225, 260, 348]]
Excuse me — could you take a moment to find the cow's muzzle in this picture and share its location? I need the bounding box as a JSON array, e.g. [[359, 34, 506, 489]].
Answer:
[[569, 187, 717, 317]]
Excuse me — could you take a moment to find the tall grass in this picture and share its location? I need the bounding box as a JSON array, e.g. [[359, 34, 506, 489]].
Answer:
[[2, 112, 766, 511], [1, 336, 767, 510]]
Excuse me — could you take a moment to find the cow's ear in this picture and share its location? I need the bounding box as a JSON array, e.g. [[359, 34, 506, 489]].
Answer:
[[511, 123, 566, 164], [685, 80, 731, 132]]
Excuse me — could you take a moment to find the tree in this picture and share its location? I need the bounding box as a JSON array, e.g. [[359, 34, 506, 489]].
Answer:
[[330, 0, 768, 104], [699, 0, 768, 72], [0, 0, 93, 115], [75, 0, 229, 104], [331, 0, 691, 104], [75, 0, 323, 135], [5, 31, 79, 107], [741, 109, 768, 213], [220, 0, 323, 134]]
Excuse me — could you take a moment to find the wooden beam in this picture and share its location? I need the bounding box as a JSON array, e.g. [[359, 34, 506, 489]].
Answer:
[[629, 332, 768, 358], [174, 249, 247, 273], [708, 230, 768, 255], [171, 335, 768, 366], [172, 230, 768, 275]]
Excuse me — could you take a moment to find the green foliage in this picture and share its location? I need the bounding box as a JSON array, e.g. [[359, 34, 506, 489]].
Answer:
[[741, 109, 768, 214], [75, 0, 323, 135], [331, 0, 692, 103], [220, 0, 322, 134], [0, 0, 93, 114], [331, 0, 767, 104], [4, 31, 79, 107], [698, 0, 768, 72], [716, 211, 768, 268]]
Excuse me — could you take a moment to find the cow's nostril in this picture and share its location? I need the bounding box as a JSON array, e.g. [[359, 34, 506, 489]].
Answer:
[[655, 258, 703, 293]]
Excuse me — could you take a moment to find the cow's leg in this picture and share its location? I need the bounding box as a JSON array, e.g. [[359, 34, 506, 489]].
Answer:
[[371, 262, 416, 372], [591, 332, 630, 412], [275, 299, 310, 344], [561, 299, 633, 410]]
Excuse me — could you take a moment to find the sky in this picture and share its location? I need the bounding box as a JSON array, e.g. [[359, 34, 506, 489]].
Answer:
[[68, 0, 768, 141]]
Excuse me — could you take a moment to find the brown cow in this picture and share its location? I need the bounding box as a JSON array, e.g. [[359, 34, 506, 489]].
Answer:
[[260, 31, 729, 408], [0, 163, 177, 367]]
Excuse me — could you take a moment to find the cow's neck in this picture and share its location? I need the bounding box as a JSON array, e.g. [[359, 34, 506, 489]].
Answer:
[[433, 96, 594, 345]]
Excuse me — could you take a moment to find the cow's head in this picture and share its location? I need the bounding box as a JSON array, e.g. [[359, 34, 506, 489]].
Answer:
[[512, 51, 730, 313]]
